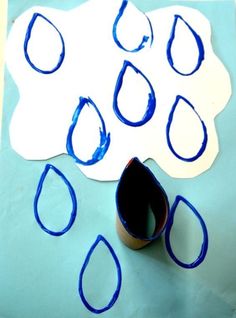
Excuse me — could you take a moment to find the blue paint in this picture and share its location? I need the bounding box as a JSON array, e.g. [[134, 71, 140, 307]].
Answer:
[[24, 12, 65, 74], [112, 0, 153, 52], [165, 195, 208, 269], [113, 60, 156, 127], [166, 95, 208, 162], [34, 164, 77, 236], [167, 14, 204, 76], [78, 235, 122, 314], [66, 97, 110, 165]]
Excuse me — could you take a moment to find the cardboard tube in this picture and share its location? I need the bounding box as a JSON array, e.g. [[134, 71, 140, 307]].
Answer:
[[116, 157, 169, 250], [116, 214, 151, 249]]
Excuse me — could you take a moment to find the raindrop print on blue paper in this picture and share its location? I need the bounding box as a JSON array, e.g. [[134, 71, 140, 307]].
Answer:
[[112, 0, 153, 52], [165, 195, 208, 269], [166, 95, 208, 162], [24, 12, 65, 74], [66, 97, 110, 166], [113, 60, 156, 127], [78, 235, 122, 314], [167, 14, 204, 76], [34, 164, 77, 236]]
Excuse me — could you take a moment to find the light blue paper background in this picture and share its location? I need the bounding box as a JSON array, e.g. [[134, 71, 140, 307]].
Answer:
[[1, 1, 236, 317]]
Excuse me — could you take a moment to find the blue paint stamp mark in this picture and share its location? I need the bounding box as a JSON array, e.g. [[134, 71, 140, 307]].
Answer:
[[112, 0, 153, 52], [34, 164, 77, 236], [78, 235, 122, 314], [167, 14, 204, 76], [165, 195, 208, 269], [113, 60, 156, 127], [24, 12, 65, 74], [66, 97, 111, 166], [166, 95, 208, 162]]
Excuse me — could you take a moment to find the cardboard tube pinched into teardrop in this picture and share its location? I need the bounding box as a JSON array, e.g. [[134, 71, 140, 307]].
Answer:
[[116, 157, 169, 250]]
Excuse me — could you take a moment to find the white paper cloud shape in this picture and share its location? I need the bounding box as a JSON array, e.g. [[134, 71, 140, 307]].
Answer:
[[6, 0, 231, 180]]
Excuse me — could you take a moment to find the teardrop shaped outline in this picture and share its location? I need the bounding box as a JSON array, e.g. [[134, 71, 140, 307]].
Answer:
[[78, 234, 122, 314], [33, 164, 77, 236], [165, 195, 208, 269], [166, 14, 205, 76], [166, 95, 208, 162], [112, 0, 154, 52], [113, 60, 156, 127], [66, 96, 111, 166], [24, 12, 65, 74]]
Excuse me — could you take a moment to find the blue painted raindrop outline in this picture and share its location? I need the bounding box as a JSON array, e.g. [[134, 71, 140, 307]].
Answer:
[[24, 12, 65, 74], [167, 14, 205, 76], [78, 234, 122, 314], [166, 95, 208, 162], [113, 60, 156, 127], [112, 0, 153, 52], [66, 97, 111, 166], [33, 164, 77, 236], [165, 195, 208, 269]]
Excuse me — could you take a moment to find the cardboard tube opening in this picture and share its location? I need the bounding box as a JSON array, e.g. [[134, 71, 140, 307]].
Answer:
[[116, 157, 169, 250]]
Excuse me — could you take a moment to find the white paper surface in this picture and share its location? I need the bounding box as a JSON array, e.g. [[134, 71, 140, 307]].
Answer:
[[6, 0, 231, 180]]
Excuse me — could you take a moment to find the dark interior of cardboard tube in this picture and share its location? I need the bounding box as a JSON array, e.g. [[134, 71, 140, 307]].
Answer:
[[116, 158, 169, 240]]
